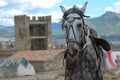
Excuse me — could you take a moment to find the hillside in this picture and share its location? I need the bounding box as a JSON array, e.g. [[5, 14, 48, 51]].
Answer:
[[0, 11, 120, 41], [87, 11, 120, 36], [52, 11, 120, 41], [0, 25, 14, 38]]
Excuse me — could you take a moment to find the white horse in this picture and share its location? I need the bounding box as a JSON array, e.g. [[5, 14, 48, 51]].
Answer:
[[60, 2, 110, 80]]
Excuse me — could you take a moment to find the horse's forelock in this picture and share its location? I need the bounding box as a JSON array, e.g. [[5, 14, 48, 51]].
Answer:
[[63, 8, 84, 19]]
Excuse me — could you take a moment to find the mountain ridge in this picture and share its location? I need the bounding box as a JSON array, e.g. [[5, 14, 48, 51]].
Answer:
[[0, 11, 120, 41], [86, 11, 120, 36]]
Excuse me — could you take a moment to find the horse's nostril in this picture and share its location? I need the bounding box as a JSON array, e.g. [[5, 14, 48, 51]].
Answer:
[[71, 47, 78, 53], [77, 24, 81, 27], [68, 47, 74, 55], [72, 48, 78, 53]]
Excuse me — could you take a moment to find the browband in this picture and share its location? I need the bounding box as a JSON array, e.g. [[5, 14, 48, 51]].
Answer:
[[63, 8, 90, 19]]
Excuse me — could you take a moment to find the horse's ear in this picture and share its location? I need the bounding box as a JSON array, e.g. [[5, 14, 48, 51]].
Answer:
[[80, 2, 88, 13], [60, 6, 66, 13]]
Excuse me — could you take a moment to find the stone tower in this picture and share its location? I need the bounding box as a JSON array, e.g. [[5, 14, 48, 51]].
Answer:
[[14, 15, 52, 50]]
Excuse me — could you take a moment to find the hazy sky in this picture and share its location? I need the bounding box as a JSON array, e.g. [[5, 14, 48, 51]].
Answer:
[[0, 0, 120, 26]]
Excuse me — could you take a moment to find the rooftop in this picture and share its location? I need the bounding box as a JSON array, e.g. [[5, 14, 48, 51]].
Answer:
[[9, 49, 62, 61]]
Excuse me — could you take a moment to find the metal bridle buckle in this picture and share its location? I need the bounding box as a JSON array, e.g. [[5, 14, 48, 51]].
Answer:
[[68, 17, 74, 22]]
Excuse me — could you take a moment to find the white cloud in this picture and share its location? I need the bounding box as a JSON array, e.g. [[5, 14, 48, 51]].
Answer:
[[49, 11, 63, 22], [114, 1, 120, 7], [105, 1, 120, 12], [61, 4, 83, 10], [0, 0, 87, 26], [0, 18, 13, 26], [6, 9, 25, 16], [17, 0, 62, 9], [0, 0, 7, 7], [76, 4, 82, 8], [0, 10, 63, 26], [0, 9, 26, 26], [17, 0, 30, 3], [105, 7, 114, 11], [31, 0, 62, 8], [0, 0, 63, 25]]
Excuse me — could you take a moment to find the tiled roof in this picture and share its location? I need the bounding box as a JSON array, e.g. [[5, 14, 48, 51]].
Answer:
[[9, 49, 62, 61]]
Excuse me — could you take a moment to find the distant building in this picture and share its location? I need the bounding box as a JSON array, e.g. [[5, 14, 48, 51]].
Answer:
[[117, 55, 120, 64], [1, 42, 7, 50], [14, 15, 52, 50]]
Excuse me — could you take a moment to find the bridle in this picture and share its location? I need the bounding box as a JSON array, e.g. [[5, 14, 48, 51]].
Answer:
[[62, 8, 89, 49], [62, 7, 89, 61]]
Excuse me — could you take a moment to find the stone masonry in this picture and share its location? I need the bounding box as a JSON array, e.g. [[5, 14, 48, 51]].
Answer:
[[14, 15, 52, 50]]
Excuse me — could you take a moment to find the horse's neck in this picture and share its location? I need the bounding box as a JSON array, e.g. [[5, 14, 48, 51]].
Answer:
[[85, 35, 90, 44]]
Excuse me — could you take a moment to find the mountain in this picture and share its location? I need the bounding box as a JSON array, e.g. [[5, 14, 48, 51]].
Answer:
[[0, 11, 120, 41], [0, 25, 14, 38], [52, 23, 61, 29], [4, 26, 14, 31], [0, 28, 14, 38], [52, 11, 120, 41], [0, 25, 14, 31], [87, 11, 120, 36], [52, 23, 66, 40]]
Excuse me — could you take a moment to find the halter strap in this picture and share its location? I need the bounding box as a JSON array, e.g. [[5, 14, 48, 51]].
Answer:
[[63, 8, 85, 26], [63, 8, 84, 19], [62, 8, 88, 49]]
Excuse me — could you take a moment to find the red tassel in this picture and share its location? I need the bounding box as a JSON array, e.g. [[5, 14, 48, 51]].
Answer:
[[107, 50, 117, 68]]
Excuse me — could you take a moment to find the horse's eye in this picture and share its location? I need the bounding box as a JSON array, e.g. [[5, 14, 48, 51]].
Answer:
[[64, 25, 68, 29], [77, 24, 81, 27]]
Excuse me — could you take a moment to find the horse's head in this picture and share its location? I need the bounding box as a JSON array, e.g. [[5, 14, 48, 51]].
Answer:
[[60, 2, 88, 54]]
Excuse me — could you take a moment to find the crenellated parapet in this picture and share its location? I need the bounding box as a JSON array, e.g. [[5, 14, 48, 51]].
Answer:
[[14, 15, 52, 51], [25, 15, 51, 22]]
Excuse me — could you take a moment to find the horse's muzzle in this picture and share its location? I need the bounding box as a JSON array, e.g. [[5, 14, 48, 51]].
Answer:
[[68, 47, 78, 55]]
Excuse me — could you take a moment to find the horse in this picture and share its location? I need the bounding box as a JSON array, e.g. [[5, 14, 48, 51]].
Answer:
[[60, 2, 110, 80]]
